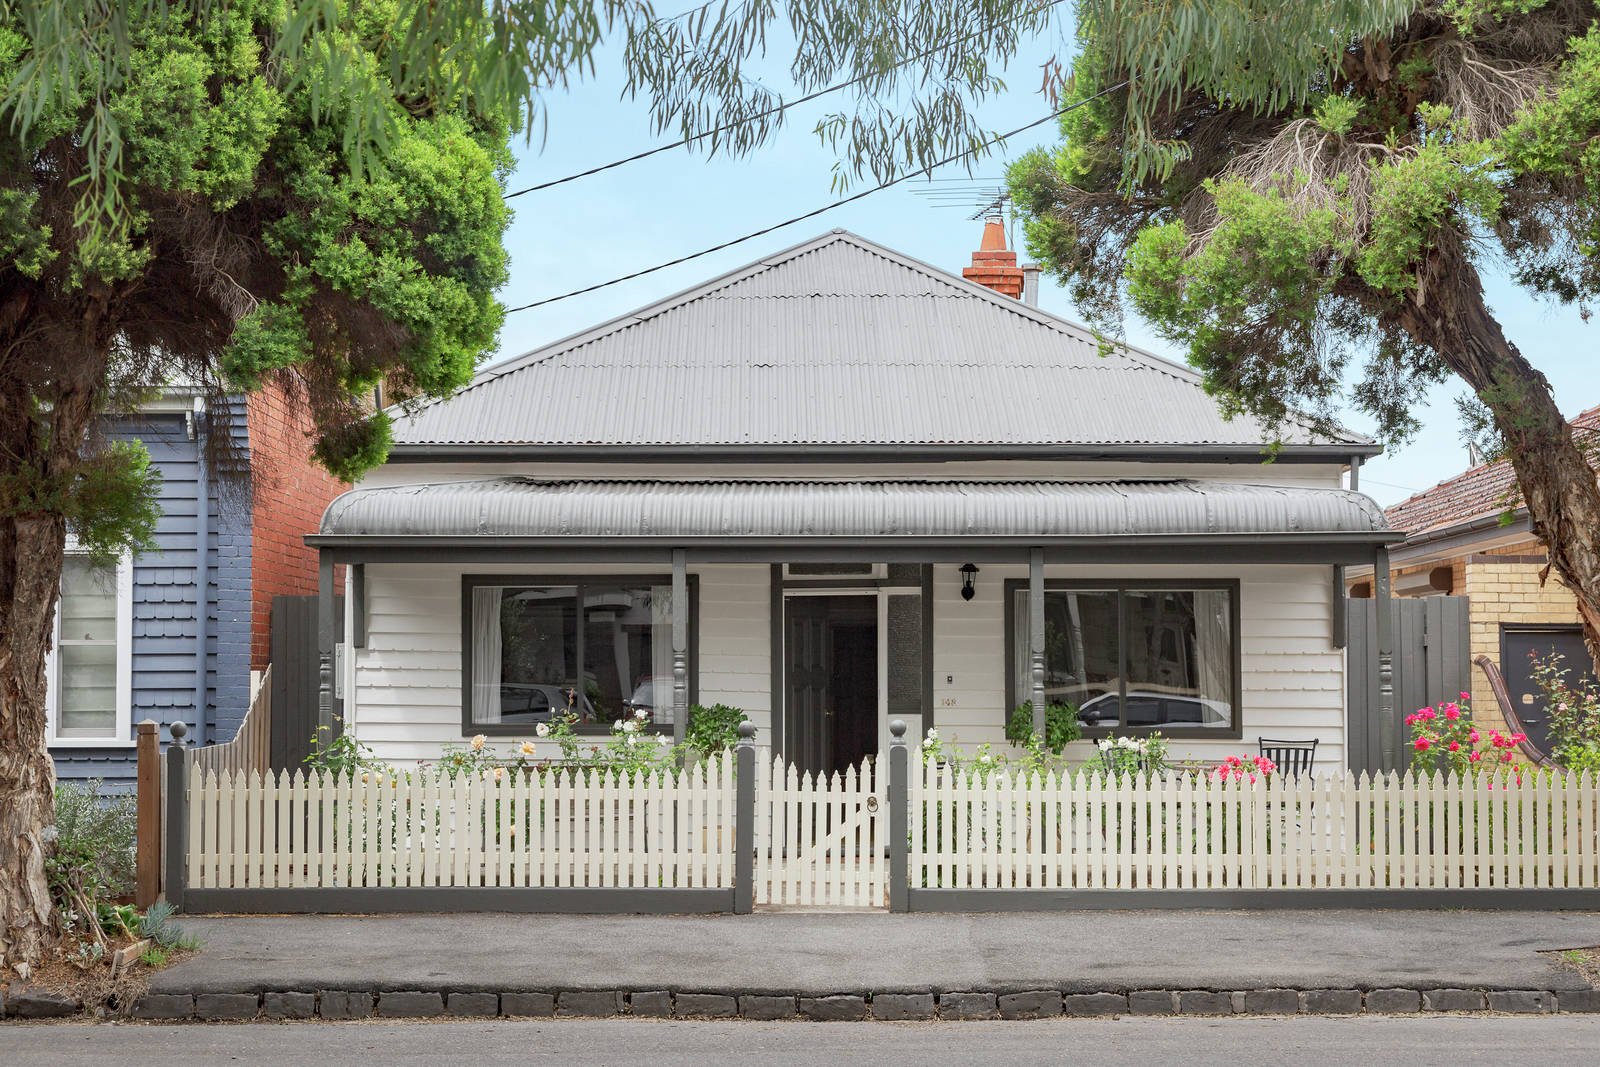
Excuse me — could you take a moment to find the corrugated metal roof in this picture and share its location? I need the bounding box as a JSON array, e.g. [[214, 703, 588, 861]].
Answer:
[[392, 232, 1371, 451], [320, 478, 1391, 539]]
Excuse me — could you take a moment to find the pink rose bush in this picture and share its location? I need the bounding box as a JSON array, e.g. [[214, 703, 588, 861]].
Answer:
[[1405, 695, 1525, 776], [1210, 754, 1276, 784]]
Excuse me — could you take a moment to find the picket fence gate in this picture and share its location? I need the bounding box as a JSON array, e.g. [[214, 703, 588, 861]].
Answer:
[[184, 759, 736, 891], [910, 759, 1600, 891], [752, 755, 886, 908]]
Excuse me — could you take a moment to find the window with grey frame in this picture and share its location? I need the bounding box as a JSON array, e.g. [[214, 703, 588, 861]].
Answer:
[[463, 578, 689, 735], [1007, 581, 1239, 735]]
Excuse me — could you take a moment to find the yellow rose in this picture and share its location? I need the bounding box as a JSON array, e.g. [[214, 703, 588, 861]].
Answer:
[[520, 741, 537, 756], [493, 767, 506, 782], [470, 733, 487, 751]]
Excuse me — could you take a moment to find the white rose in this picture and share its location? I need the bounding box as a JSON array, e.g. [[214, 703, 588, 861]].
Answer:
[[926, 728, 938, 740], [635, 707, 648, 720], [535, 723, 550, 738], [657, 734, 670, 746]]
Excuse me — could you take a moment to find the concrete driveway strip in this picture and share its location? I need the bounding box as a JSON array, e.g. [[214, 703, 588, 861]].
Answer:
[[146, 910, 1600, 996]]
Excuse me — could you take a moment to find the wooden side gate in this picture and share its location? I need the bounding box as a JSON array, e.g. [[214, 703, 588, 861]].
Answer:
[[1346, 595, 1471, 774]]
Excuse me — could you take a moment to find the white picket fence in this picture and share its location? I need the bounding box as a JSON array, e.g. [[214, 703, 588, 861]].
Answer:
[[184, 757, 736, 890], [752, 756, 885, 908], [911, 760, 1600, 891]]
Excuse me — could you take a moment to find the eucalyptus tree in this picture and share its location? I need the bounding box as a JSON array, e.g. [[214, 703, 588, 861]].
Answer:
[[0, 0, 1055, 975], [1010, 0, 1600, 656]]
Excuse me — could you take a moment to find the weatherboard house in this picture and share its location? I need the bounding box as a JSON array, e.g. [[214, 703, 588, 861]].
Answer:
[[307, 225, 1398, 776]]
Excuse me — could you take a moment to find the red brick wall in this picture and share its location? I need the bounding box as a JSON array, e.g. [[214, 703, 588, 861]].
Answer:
[[246, 379, 349, 669]]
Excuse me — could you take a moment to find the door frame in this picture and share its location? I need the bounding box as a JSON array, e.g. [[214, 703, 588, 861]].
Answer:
[[771, 566, 932, 765]]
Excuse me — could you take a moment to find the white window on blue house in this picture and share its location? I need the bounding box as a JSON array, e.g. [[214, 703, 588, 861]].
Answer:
[[46, 551, 134, 747]]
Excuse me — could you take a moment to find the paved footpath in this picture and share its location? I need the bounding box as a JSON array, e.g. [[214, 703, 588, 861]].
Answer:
[[10, 1017, 1600, 1067], [152, 909, 1600, 997]]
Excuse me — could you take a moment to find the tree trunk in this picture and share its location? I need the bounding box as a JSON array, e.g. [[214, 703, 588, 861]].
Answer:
[[1394, 240, 1600, 671], [0, 513, 66, 978]]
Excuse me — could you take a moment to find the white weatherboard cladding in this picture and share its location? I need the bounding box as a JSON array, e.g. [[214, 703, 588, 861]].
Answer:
[[350, 561, 1345, 770], [929, 563, 1345, 770], [350, 563, 772, 765]]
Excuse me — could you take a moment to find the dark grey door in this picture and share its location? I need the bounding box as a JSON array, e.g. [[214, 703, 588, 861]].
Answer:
[[785, 599, 832, 777], [1501, 625, 1595, 757]]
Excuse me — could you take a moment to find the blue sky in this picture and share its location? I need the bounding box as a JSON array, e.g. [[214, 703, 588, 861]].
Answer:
[[492, 27, 1595, 508]]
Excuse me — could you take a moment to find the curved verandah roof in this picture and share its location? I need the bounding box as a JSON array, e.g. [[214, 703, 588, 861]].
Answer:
[[308, 478, 1398, 565]]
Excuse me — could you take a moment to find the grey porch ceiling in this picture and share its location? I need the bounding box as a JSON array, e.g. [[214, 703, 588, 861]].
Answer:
[[389, 232, 1371, 454], [319, 478, 1392, 541]]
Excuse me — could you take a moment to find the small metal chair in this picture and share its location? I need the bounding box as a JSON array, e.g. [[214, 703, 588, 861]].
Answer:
[[1257, 737, 1318, 778]]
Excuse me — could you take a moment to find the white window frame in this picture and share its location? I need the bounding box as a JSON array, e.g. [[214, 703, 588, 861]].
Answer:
[[45, 547, 134, 748]]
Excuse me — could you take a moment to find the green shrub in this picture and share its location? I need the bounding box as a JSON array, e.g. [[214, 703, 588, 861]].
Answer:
[[684, 703, 747, 755], [48, 780, 136, 939], [1006, 701, 1083, 754], [139, 900, 202, 952]]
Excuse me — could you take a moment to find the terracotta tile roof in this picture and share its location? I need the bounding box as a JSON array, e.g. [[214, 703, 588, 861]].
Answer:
[[1384, 405, 1600, 540]]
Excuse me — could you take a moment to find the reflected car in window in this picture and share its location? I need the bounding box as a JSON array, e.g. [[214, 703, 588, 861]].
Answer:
[[1077, 691, 1231, 729], [496, 684, 596, 725]]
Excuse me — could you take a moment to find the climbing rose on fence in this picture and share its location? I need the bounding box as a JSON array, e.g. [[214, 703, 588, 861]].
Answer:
[[1405, 696, 1524, 775], [1210, 754, 1276, 784]]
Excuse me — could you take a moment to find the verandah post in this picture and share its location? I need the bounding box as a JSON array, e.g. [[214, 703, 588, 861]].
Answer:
[[734, 721, 756, 914], [317, 552, 337, 739], [888, 719, 909, 912], [1374, 546, 1397, 772], [165, 720, 190, 910], [672, 548, 688, 745], [1029, 548, 1046, 735]]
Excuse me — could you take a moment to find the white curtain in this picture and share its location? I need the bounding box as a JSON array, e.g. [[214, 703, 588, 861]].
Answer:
[[470, 587, 504, 724], [1193, 589, 1232, 712], [651, 585, 675, 725]]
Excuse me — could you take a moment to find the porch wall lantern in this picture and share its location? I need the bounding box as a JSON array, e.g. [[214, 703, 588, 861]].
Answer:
[[960, 563, 980, 602]]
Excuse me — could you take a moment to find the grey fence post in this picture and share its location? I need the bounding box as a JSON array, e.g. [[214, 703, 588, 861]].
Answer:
[[165, 720, 190, 911], [734, 721, 756, 914], [888, 719, 909, 913]]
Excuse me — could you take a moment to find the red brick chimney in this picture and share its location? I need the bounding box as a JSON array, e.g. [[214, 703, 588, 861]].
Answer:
[[962, 216, 1024, 299]]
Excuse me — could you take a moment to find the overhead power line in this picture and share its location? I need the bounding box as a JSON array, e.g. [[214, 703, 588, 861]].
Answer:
[[504, 79, 1126, 314], [502, 0, 1067, 199]]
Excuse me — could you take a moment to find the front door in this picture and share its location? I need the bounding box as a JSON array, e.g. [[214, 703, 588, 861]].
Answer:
[[784, 595, 877, 777], [1502, 625, 1596, 757]]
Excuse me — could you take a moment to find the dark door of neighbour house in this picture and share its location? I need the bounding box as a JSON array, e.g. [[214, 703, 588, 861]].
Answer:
[[1502, 625, 1596, 758], [785, 595, 878, 778]]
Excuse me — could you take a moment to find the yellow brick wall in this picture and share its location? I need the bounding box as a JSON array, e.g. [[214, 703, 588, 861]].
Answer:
[[1463, 553, 1582, 735]]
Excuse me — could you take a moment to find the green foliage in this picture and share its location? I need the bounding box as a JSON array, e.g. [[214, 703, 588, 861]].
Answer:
[[304, 725, 392, 779], [1313, 95, 1364, 137], [139, 945, 170, 968], [1009, 0, 1600, 451], [1356, 137, 1501, 295], [139, 900, 203, 952], [685, 703, 748, 756], [1006, 701, 1083, 754], [1529, 651, 1600, 773], [1083, 733, 1171, 778], [47, 781, 136, 945]]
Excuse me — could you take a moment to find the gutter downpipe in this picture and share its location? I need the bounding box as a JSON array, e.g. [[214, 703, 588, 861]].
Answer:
[[192, 398, 210, 744]]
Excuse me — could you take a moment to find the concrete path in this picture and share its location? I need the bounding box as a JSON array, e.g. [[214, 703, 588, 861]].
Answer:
[[148, 910, 1600, 996], [11, 1016, 1600, 1067]]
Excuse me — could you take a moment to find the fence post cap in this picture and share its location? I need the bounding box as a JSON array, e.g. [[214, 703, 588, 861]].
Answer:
[[169, 720, 189, 744], [736, 720, 756, 743], [889, 719, 906, 741], [136, 719, 159, 734]]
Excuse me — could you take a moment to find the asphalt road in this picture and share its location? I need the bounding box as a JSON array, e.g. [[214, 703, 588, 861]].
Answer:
[[7, 1017, 1600, 1066]]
